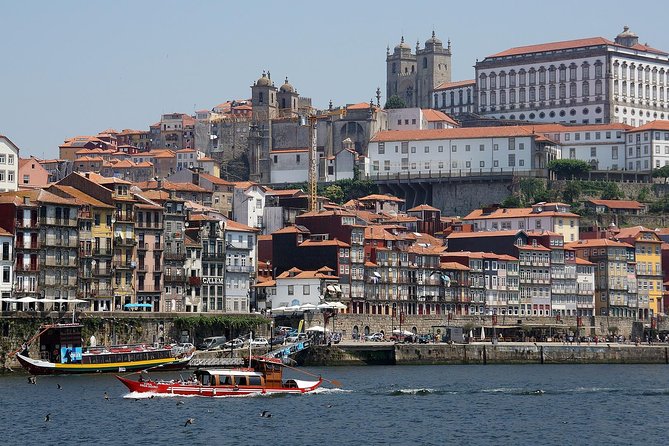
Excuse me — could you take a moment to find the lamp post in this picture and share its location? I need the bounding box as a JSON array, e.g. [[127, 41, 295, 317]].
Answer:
[[269, 319, 274, 355]]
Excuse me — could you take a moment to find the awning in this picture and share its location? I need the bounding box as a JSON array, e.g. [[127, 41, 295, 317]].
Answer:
[[124, 303, 152, 308]]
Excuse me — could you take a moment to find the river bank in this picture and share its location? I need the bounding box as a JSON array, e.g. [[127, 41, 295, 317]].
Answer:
[[301, 341, 669, 366]]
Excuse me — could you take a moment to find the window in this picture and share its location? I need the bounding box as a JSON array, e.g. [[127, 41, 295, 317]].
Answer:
[[378, 143, 385, 154], [288, 285, 294, 295], [480, 161, 485, 168], [23, 174, 29, 184], [452, 145, 457, 152], [508, 154, 516, 167], [2, 266, 9, 283], [424, 146, 429, 153], [480, 144, 485, 151], [438, 145, 443, 152], [303, 285, 310, 295], [590, 147, 596, 157]]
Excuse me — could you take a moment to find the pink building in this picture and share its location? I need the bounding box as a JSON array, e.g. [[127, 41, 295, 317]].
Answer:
[[18, 157, 49, 188]]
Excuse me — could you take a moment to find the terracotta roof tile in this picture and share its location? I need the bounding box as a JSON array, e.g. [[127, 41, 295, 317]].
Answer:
[[434, 80, 476, 90], [588, 199, 645, 210], [371, 126, 551, 143]]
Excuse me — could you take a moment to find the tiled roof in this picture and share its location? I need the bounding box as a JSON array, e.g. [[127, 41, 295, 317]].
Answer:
[[530, 123, 632, 133], [614, 226, 660, 241], [358, 194, 404, 203], [273, 225, 310, 235], [299, 239, 350, 247], [136, 180, 208, 193], [434, 80, 475, 90], [407, 204, 440, 212], [440, 261, 471, 271], [49, 185, 113, 208], [588, 199, 645, 210], [198, 172, 234, 186], [421, 109, 458, 126], [365, 225, 398, 241], [347, 102, 379, 111], [370, 125, 552, 143], [277, 269, 339, 280], [463, 207, 579, 220], [628, 120, 669, 132], [565, 239, 633, 249], [446, 230, 520, 239], [224, 219, 258, 233], [575, 257, 595, 266]]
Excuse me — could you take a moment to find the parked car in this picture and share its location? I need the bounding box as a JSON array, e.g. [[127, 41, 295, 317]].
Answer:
[[221, 338, 244, 349], [418, 334, 434, 344], [250, 337, 269, 347], [286, 333, 309, 343], [197, 336, 227, 351], [365, 332, 384, 342], [270, 335, 286, 346]]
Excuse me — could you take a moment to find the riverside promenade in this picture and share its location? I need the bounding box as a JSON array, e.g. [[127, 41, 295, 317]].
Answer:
[[301, 340, 669, 366]]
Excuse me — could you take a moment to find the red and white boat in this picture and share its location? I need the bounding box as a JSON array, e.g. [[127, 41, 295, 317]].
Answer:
[[116, 357, 324, 397]]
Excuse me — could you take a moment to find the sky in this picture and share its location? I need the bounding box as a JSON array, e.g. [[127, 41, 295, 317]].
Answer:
[[3, 0, 669, 158]]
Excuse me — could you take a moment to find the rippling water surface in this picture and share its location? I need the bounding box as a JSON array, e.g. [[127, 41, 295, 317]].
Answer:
[[2, 364, 668, 445]]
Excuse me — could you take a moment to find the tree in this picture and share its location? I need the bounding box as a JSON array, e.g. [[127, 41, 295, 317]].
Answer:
[[601, 182, 623, 200], [547, 159, 591, 179], [500, 194, 522, 208], [652, 165, 669, 182], [384, 95, 406, 109], [562, 181, 582, 204], [323, 184, 344, 204]]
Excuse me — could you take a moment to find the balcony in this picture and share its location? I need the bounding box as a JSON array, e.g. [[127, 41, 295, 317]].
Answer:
[[93, 247, 112, 256], [115, 211, 135, 222], [79, 249, 93, 258], [202, 251, 222, 261], [164, 272, 187, 283], [115, 236, 137, 247], [137, 284, 162, 292], [225, 265, 255, 273], [90, 286, 114, 298], [93, 268, 111, 276], [113, 259, 135, 269], [135, 221, 162, 229], [137, 243, 148, 251], [16, 241, 40, 250], [42, 238, 77, 248], [16, 219, 38, 228], [42, 258, 77, 268], [164, 251, 187, 261], [39, 217, 77, 227], [15, 264, 39, 272], [188, 276, 202, 287]]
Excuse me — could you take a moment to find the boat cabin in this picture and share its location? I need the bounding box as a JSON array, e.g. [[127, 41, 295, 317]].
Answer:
[[38, 324, 83, 364], [196, 370, 265, 387]]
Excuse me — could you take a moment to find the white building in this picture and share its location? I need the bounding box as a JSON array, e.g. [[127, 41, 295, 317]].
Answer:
[[0, 135, 20, 191], [532, 123, 630, 170], [223, 219, 258, 313], [184, 234, 202, 312], [232, 182, 266, 231], [432, 80, 476, 116], [387, 108, 459, 131], [624, 120, 669, 171], [269, 267, 339, 310], [462, 202, 580, 243], [0, 228, 14, 312], [366, 126, 559, 177], [270, 149, 309, 184], [474, 27, 669, 127], [574, 257, 596, 317]]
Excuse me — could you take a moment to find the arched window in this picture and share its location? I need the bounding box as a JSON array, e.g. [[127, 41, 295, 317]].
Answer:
[[423, 57, 427, 69], [539, 86, 546, 101], [549, 65, 556, 83], [392, 62, 396, 74], [434, 94, 439, 107], [442, 92, 447, 105], [509, 89, 516, 103], [528, 68, 536, 85], [480, 91, 487, 106], [499, 71, 507, 88], [490, 91, 496, 105], [595, 80, 602, 95], [281, 98, 286, 109], [559, 84, 566, 99], [582, 82, 589, 97], [538, 67, 546, 84], [509, 70, 516, 87], [500, 90, 506, 105], [529, 87, 535, 102], [570, 82, 577, 98], [490, 72, 497, 89], [519, 88, 526, 103], [458, 90, 463, 105], [450, 91, 455, 105], [479, 73, 487, 90], [549, 85, 556, 99], [581, 63, 590, 80], [259, 92, 264, 104]]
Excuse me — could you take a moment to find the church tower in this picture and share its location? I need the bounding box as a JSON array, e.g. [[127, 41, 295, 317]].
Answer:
[[277, 77, 299, 118], [416, 31, 452, 109], [386, 36, 418, 107], [251, 71, 278, 121], [249, 71, 277, 183]]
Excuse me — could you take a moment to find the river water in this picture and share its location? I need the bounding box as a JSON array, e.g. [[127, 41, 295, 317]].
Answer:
[[1, 364, 668, 445]]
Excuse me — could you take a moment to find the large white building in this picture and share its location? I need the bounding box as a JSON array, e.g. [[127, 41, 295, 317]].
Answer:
[[473, 27, 669, 127], [624, 120, 669, 171], [223, 219, 258, 313], [366, 126, 559, 177], [0, 135, 19, 192]]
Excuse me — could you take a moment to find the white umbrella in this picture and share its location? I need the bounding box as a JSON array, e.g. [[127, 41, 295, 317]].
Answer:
[[480, 326, 486, 341], [71, 299, 87, 304], [299, 303, 317, 311], [392, 329, 413, 336], [306, 325, 328, 332], [285, 305, 301, 313], [273, 306, 287, 313], [17, 297, 38, 303], [317, 303, 334, 310], [327, 301, 347, 310]]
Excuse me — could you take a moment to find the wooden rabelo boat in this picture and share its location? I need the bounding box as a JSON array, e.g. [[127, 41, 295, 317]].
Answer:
[[116, 356, 324, 396], [14, 323, 194, 375]]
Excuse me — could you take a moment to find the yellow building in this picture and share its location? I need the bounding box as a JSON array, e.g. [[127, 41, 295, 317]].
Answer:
[[615, 226, 663, 317]]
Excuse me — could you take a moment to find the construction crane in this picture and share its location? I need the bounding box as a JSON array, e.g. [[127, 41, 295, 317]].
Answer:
[[308, 116, 318, 212]]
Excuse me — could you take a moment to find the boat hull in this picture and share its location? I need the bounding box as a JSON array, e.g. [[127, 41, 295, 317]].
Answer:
[[116, 375, 323, 396], [16, 353, 192, 376]]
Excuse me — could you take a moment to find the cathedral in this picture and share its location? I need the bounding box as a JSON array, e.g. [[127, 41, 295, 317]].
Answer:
[[386, 32, 452, 109]]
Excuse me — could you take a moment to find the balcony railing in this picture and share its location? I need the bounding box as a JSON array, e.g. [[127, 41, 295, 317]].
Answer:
[[164, 251, 187, 261], [202, 252, 222, 260], [135, 221, 162, 229], [113, 259, 135, 269], [39, 217, 77, 227], [91, 286, 114, 297], [137, 284, 162, 292], [16, 219, 38, 228], [93, 248, 112, 256], [115, 237, 136, 246], [164, 273, 187, 283], [225, 265, 255, 273], [115, 211, 135, 222], [16, 241, 40, 250], [15, 264, 39, 272]]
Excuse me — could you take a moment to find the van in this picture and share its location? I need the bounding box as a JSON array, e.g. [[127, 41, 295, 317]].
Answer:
[[197, 336, 227, 351]]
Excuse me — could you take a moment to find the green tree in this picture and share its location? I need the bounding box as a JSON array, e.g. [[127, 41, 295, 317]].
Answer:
[[652, 165, 669, 179], [562, 181, 582, 204], [323, 184, 344, 204], [637, 187, 650, 202], [547, 159, 591, 179], [601, 182, 623, 200], [384, 95, 406, 109], [500, 194, 522, 208]]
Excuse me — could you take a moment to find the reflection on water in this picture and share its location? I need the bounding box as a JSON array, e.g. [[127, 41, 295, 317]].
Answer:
[[1, 364, 668, 445]]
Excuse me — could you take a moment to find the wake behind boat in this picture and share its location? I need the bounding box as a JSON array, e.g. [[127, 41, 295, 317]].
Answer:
[[116, 356, 326, 397], [14, 323, 194, 375]]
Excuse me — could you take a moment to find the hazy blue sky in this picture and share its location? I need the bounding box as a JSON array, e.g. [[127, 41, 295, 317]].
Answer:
[[3, 0, 669, 158]]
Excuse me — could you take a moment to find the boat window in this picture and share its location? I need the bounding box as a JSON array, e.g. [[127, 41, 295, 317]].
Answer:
[[201, 374, 211, 386], [222, 375, 233, 386], [249, 376, 262, 386], [236, 376, 247, 386]]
